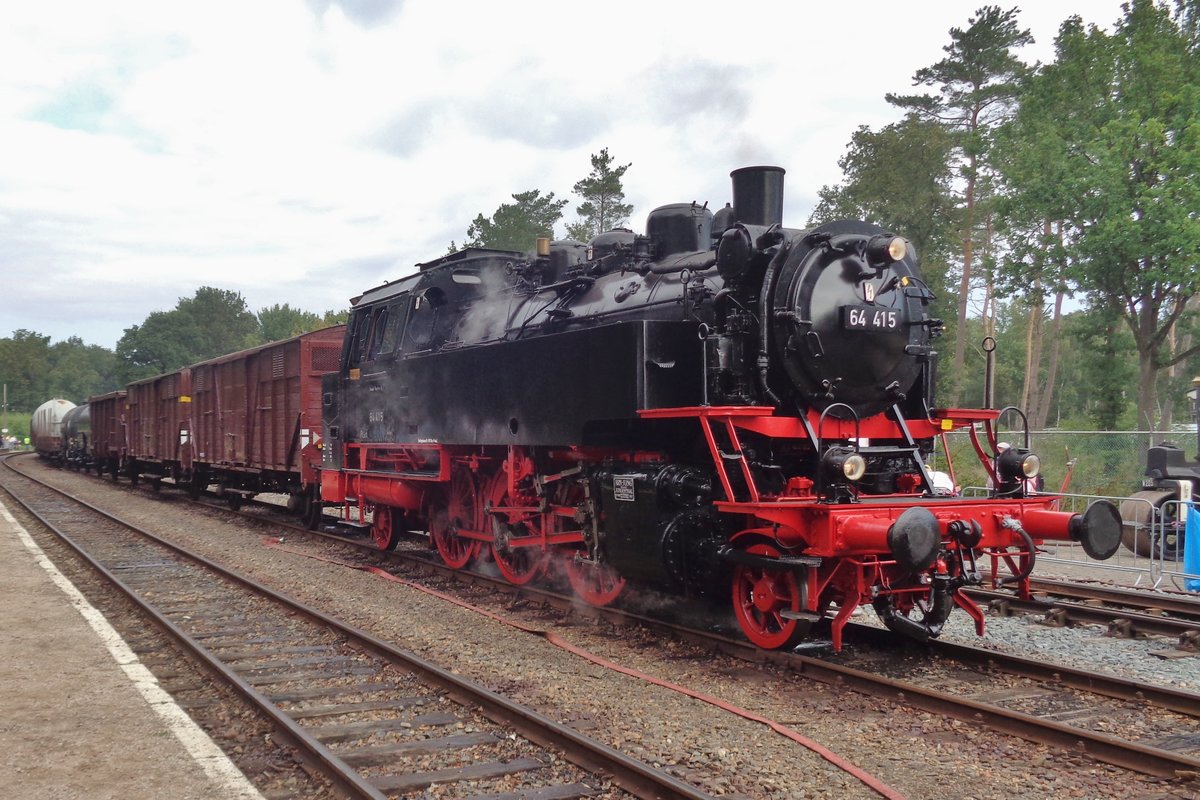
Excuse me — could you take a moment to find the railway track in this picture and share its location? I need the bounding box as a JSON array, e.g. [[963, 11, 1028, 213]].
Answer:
[[221, 492, 1200, 781], [1, 455, 712, 800], [173, 480, 1200, 781], [13, 454, 1200, 791], [964, 577, 1200, 645]]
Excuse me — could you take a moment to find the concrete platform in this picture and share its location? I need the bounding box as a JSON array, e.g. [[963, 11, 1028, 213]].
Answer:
[[0, 499, 263, 799]]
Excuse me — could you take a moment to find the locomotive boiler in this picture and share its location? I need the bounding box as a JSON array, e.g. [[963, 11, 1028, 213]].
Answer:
[[319, 166, 1122, 651]]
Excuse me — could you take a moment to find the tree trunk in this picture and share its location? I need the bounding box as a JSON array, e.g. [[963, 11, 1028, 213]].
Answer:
[[950, 153, 978, 407], [1136, 353, 1159, 432], [1021, 275, 1043, 413], [1032, 291, 1065, 430]]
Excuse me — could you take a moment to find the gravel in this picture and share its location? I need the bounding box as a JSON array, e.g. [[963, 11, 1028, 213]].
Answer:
[[19, 459, 1200, 800]]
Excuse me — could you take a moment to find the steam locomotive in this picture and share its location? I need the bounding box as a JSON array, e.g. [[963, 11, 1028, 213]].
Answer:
[[319, 166, 1123, 651]]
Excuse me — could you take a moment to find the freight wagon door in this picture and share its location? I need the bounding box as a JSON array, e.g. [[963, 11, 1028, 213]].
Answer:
[[191, 367, 215, 464], [255, 343, 300, 471], [220, 360, 249, 464]]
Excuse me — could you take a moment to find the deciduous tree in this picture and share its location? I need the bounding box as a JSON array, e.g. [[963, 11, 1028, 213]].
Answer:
[[116, 286, 261, 382], [258, 303, 323, 342], [999, 2, 1200, 430]]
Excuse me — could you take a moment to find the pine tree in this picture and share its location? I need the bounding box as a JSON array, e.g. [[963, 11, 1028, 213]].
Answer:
[[565, 148, 632, 242], [464, 190, 567, 252], [887, 5, 1033, 405]]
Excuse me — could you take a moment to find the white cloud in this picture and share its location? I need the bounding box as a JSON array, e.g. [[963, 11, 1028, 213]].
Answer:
[[0, 0, 1124, 347]]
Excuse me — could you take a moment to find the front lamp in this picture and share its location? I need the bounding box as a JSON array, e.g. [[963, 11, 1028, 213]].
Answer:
[[867, 234, 908, 265], [823, 448, 867, 482], [997, 447, 1041, 482]]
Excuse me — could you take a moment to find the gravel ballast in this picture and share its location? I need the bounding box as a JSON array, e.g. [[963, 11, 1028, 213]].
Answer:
[[16, 459, 1200, 800]]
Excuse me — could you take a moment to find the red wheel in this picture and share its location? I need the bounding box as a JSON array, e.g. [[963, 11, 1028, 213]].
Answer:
[[372, 505, 400, 551], [731, 542, 808, 650], [563, 556, 627, 606], [429, 467, 481, 568], [490, 519, 547, 585], [486, 472, 548, 585]]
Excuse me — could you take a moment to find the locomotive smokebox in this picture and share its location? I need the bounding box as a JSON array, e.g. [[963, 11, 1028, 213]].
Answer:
[[730, 166, 785, 227]]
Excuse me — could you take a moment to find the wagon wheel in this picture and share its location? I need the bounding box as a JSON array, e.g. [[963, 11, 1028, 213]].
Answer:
[[428, 466, 481, 569], [372, 505, 401, 551], [297, 484, 321, 527], [303, 487, 325, 530], [563, 556, 627, 607], [731, 540, 809, 650], [1120, 489, 1184, 560], [486, 472, 548, 585]]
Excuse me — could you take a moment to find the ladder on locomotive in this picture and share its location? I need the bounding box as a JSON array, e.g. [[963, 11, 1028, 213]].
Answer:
[[700, 404, 938, 504]]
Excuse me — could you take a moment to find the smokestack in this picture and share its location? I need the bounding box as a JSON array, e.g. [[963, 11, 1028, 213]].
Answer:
[[730, 166, 785, 227]]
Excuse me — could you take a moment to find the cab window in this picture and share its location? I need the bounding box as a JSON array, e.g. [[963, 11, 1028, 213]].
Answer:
[[375, 298, 408, 357], [345, 309, 371, 369]]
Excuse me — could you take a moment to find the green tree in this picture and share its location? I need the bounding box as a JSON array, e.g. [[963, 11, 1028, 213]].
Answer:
[[116, 286, 262, 382], [565, 148, 633, 242], [1000, 2, 1200, 430], [116, 310, 199, 382], [258, 303, 323, 342], [320, 308, 350, 327], [0, 330, 52, 410], [887, 5, 1034, 405], [1069, 307, 1138, 430], [465, 189, 567, 252], [177, 286, 262, 357], [46, 337, 120, 401]]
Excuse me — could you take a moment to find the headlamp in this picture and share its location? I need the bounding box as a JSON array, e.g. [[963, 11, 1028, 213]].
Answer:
[[823, 448, 867, 482], [997, 447, 1040, 481], [867, 234, 908, 265]]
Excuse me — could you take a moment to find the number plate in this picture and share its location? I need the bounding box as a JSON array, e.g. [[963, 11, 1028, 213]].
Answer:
[[842, 305, 899, 331]]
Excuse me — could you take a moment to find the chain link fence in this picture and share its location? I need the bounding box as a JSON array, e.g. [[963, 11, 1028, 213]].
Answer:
[[931, 429, 1191, 498]]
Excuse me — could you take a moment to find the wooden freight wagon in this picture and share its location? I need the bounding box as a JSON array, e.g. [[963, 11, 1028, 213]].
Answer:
[[189, 326, 344, 509], [86, 390, 127, 479], [125, 369, 192, 486]]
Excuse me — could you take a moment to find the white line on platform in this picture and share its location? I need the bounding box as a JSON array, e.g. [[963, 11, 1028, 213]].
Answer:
[[1, 499, 266, 800]]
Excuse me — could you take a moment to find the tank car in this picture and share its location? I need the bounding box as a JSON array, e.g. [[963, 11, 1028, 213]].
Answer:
[[59, 402, 92, 469], [318, 166, 1123, 651], [31, 398, 76, 460]]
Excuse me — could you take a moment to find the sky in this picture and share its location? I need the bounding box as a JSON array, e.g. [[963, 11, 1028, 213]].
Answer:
[[0, 0, 1128, 349]]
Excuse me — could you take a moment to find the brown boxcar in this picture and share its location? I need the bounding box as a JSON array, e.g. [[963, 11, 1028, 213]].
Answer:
[[86, 390, 127, 479], [190, 326, 344, 507], [125, 368, 192, 485]]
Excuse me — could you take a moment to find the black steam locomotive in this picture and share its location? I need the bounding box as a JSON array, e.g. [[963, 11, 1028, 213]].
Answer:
[[319, 166, 1121, 650]]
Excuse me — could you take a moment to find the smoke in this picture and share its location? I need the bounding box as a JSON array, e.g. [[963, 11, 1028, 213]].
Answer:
[[452, 265, 522, 345]]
